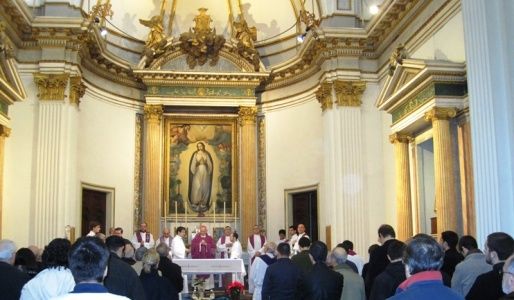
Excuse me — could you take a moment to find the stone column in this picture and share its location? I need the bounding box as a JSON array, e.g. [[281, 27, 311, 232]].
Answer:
[[0, 125, 11, 239], [319, 80, 368, 253], [425, 107, 457, 233], [32, 73, 82, 246], [143, 104, 163, 238], [462, 0, 514, 242], [389, 133, 413, 240], [239, 106, 257, 246]]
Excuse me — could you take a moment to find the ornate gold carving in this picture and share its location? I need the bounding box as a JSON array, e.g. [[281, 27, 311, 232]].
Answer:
[[144, 104, 163, 122], [315, 82, 333, 111], [233, 14, 260, 71], [138, 15, 171, 68], [179, 8, 226, 69], [238, 106, 257, 124], [334, 80, 366, 107], [133, 113, 144, 230], [33, 73, 69, 101], [0, 125, 11, 138], [87, 0, 114, 25], [257, 117, 267, 228], [389, 43, 408, 76], [69, 76, 86, 106], [389, 132, 413, 144], [299, 10, 321, 31], [424, 107, 457, 122]]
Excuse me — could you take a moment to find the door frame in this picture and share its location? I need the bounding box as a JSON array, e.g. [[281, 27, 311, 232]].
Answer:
[[80, 182, 115, 236], [284, 184, 319, 238]]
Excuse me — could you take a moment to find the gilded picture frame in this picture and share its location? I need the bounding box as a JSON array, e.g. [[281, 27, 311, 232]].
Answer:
[[163, 115, 238, 220]]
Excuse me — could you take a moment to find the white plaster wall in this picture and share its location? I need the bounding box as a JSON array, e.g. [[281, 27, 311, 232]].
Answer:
[[78, 92, 138, 237], [412, 12, 466, 62], [3, 75, 38, 246], [265, 98, 323, 241]]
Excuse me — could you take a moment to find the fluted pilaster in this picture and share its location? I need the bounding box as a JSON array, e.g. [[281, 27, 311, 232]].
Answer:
[[390, 133, 413, 240], [462, 0, 514, 242], [0, 125, 11, 239], [239, 106, 257, 246], [321, 80, 368, 253], [32, 73, 79, 246], [143, 104, 163, 237], [425, 107, 457, 233]]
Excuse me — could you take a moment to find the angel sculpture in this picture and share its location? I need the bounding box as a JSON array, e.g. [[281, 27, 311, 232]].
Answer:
[[137, 15, 170, 68]]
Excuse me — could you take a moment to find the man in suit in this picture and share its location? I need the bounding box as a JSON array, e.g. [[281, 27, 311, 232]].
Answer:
[[304, 241, 344, 300], [365, 224, 397, 297], [104, 235, 146, 300], [440, 231, 464, 279], [466, 232, 514, 300], [262, 242, 304, 300], [331, 246, 365, 300], [0, 239, 30, 300], [156, 242, 183, 293], [369, 240, 406, 300]]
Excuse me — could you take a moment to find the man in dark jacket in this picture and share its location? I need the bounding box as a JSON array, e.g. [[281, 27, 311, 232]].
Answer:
[[104, 235, 147, 300], [365, 224, 397, 297], [291, 236, 313, 274], [466, 232, 514, 300], [155, 242, 183, 292], [0, 239, 30, 300], [304, 241, 344, 300], [369, 240, 406, 300], [441, 231, 464, 279], [501, 254, 514, 300], [262, 242, 304, 299]]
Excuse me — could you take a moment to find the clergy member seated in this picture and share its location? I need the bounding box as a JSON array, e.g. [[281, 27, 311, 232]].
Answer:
[[131, 222, 155, 250]]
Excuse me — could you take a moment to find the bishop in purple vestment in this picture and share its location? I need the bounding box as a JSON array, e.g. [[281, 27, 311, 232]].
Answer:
[[191, 224, 216, 259]]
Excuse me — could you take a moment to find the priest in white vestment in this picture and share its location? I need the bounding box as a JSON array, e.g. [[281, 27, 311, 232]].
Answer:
[[247, 225, 267, 293], [171, 226, 188, 259], [250, 242, 277, 300], [216, 226, 233, 258]]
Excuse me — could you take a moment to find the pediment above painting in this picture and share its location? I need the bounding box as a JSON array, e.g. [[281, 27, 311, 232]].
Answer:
[[376, 59, 467, 116]]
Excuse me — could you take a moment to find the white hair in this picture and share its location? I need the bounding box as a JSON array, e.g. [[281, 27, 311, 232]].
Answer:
[[0, 240, 16, 262]]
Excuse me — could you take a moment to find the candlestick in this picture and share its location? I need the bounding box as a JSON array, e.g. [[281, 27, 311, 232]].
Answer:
[[185, 203, 188, 227], [223, 202, 226, 225], [234, 201, 238, 231], [175, 201, 178, 227], [213, 202, 216, 225]]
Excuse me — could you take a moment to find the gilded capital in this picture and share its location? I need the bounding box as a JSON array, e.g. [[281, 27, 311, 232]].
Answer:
[[34, 73, 69, 101], [389, 132, 413, 144], [69, 76, 86, 106], [315, 82, 333, 111], [424, 107, 457, 122], [144, 104, 163, 122], [238, 106, 257, 124], [0, 124, 11, 138], [334, 80, 366, 107]]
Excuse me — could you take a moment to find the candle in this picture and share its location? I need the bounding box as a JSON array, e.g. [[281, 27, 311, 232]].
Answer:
[[234, 201, 238, 230], [185, 203, 188, 227], [223, 202, 226, 225], [213, 202, 216, 225]]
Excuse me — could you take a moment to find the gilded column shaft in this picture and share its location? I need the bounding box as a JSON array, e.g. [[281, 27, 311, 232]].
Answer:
[[143, 105, 163, 237], [426, 108, 457, 233], [239, 106, 257, 246], [390, 133, 413, 241], [0, 126, 11, 239]]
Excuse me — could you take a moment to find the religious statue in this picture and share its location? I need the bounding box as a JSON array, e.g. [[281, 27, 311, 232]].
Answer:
[[179, 8, 225, 68], [188, 142, 213, 216], [233, 14, 260, 71], [137, 15, 171, 68]]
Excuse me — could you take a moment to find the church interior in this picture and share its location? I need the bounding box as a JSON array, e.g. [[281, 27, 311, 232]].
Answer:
[[0, 0, 513, 259]]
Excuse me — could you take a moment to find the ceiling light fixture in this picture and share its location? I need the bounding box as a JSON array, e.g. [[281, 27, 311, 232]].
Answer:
[[100, 27, 108, 37], [369, 4, 380, 15]]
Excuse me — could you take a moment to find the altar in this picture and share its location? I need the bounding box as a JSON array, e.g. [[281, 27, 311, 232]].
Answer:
[[174, 258, 246, 293]]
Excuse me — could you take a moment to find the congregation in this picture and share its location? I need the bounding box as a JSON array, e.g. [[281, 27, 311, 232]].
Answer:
[[1, 222, 514, 300]]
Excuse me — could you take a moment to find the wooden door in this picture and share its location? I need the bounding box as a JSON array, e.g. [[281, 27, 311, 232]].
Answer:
[[292, 190, 318, 241], [81, 189, 107, 236]]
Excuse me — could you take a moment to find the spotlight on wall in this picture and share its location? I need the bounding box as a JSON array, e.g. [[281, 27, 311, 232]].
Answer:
[[100, 27, 108, 37], [369, 4, 380, 15], [297, 33, 307, 43]]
